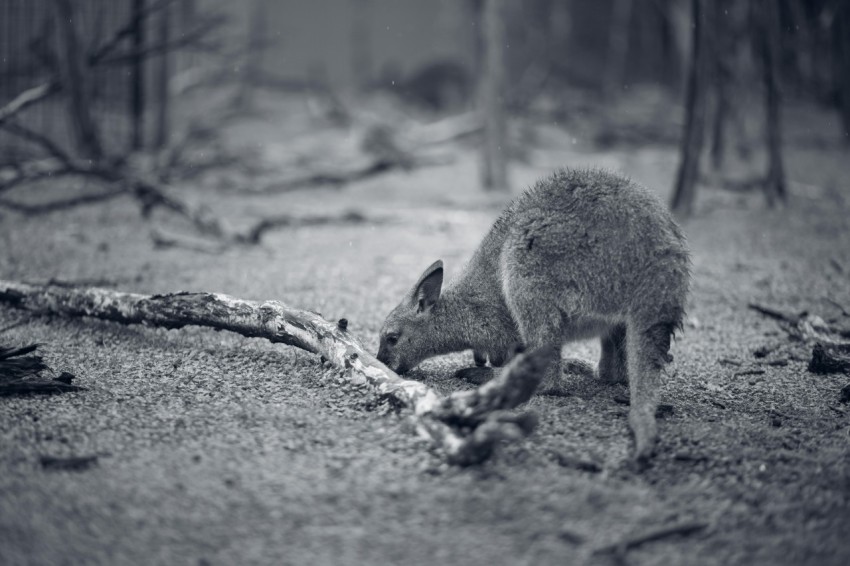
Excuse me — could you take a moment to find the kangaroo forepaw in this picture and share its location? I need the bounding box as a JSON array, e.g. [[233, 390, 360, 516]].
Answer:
[[561, 358, 596, 380]]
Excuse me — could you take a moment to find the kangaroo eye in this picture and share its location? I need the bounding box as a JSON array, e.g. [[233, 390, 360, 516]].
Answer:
[[386, 334, 399, 346]]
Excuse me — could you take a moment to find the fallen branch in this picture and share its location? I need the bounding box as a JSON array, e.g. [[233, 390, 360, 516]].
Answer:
[[0, 188, 126, 215], [39, 454, 100, 471], [236, 210, 376, 244], [594, 521, 709, 556], [748, 302, 800, 324], [748, 302, 848, 344], [0, 280, 550, 464]]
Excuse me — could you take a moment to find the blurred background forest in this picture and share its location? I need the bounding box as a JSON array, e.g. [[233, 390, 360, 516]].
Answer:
[[1, 0, 848, 236]]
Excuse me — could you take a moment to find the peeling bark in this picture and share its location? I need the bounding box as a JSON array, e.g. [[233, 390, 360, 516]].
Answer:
[[0, 281, 550, 465]]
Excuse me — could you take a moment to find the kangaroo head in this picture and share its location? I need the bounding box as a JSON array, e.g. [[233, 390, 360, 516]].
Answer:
[[377, 260, 444, 374]]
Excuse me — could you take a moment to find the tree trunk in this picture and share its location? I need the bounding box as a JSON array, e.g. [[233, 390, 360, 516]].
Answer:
[[709, 0, 731, 169], [235, 0, 268, 110], [837, 2, 850, 145], [154, 2, 171, 149], [131, 0, 146, 150], [480, 0, 508, 192], [670, 0, 708, 216], [350, 0, 372, 93], [604, 0, 633, 97], [756, 0, 787, 205], [0, 280, 552, 466], [52, 0, 103, 160]]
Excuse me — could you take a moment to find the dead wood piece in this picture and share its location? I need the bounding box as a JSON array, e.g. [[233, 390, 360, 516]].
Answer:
[[734, 368, 766, 377], [237, 211, 374, 245], [549, 450, 603, 473], [430, 346, 556, 428], [748, 302, 800, 324], [808, 343, 850, 375], [0, 380, 85, 396], [0, 343, 48, 380], [749, 304, 847, 345], [0, 342, 85, 395], [0, 188, 127, 215], [0, 280, 548, 465], [150, 228, 228, 254], [39, 454, 100, 471], [594, 521, 710, 555]]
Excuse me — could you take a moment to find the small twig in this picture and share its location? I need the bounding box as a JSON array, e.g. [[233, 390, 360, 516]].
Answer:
[[0, 82, 59, 126], [0, 380, 85, 396], [39, 454, 100, 471], [748, 302, 800, 324], [594, 521, 709, 555], [717, 357, 742, 366], [88, 0, 181, 64], [237, 210, 377, 244], [0, 318, 30, 335], [96, 14, 227, 66], [824, 297, 850, 318], [1, 121, 74, 166], [549, 450, 603, 473], [734, 368, 767, 377], [150, 228, 228, 255], [0, 188, 127, 215]]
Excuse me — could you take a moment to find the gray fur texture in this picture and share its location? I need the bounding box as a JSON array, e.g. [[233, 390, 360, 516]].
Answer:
[[377, 168, 691, 461]]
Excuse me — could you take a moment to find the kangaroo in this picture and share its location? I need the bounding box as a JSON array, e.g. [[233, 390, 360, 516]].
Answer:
[[376, 168, 690, 462]]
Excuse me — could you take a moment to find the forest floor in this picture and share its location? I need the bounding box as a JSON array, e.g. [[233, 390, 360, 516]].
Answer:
[[0, 93, 849, 566]]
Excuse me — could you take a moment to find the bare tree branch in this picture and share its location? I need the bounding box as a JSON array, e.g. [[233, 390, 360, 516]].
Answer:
[[0, 281, 552, 465], [1, 121, 74, 166], [0, 188, 126, 215], [0, 82, 59, 126], [88, 0, 181, 65]]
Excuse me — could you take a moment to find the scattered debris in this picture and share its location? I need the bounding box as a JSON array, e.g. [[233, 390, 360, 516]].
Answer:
[[39, 454, 100, 471], [0, 343, 85, 396], [613, 393, 631, 405], [748, 302, 801, 324], [594, 521, 710, 556], [549, 450, 603, 473], [656, 404, 675, 418], [808, 342, 850, 374], [839, 384, 850, 404], [752, 344, 780, 358], [54, 371, 76, 384], [674, 452, 709, 463], [734, 368, 767, 377]]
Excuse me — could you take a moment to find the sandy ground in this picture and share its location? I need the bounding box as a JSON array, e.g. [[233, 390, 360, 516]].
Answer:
[[1, 100, 849, 565]]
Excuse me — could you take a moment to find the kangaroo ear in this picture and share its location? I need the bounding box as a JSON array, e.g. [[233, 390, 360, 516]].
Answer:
[[411, 260, 443, 313]]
